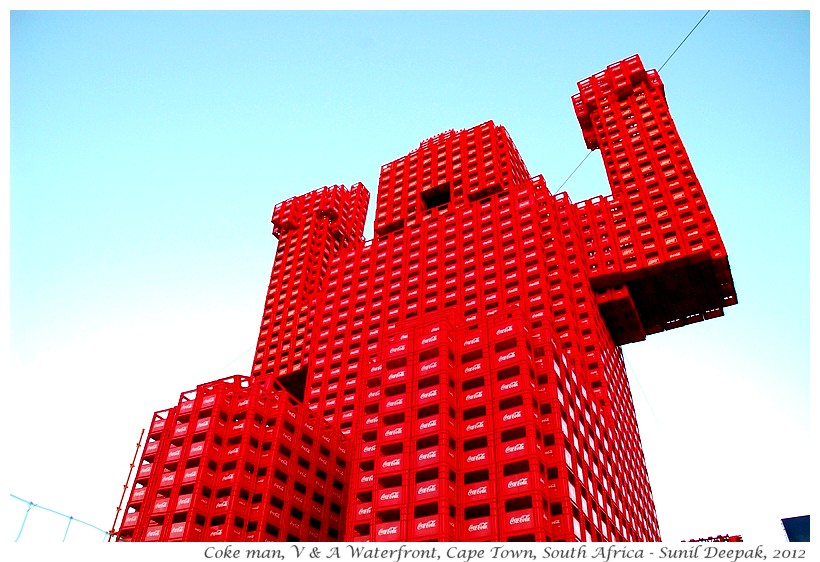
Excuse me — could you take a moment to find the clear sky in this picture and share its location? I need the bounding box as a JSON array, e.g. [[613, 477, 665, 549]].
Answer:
[[5, 9, 812, 546]]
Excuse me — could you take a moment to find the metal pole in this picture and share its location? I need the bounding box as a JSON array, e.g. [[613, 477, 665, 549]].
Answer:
[[109, 428, 145, 541], [14, 501, 34, 542], [62, 516, 73, 542]]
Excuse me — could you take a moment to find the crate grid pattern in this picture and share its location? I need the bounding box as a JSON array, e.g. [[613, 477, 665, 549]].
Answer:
[[118, 55, 736, 543]]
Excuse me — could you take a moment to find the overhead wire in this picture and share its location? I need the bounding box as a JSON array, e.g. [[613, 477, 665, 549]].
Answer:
[[554, 11, 711, 427], [556, 10, 711, 191], [659, 10, 711, 72], [10, 493, 112, 542]]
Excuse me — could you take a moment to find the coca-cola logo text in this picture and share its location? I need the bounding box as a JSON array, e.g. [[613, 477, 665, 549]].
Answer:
[[417, 484, 437, 494], [377, 526, 398, 536], [509, 514, 532, 525], [498, 351, 516, 362], [500, 380, 519, 391], [502, 410, 523, 422]]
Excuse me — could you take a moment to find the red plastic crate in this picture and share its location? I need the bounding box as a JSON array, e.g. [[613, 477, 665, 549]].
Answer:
[[121, 58, 737, 543]]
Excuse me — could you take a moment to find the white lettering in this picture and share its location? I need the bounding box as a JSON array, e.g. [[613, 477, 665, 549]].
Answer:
[[509, 514, 532, 525], [465, 390, 484, 401], [382, 458, 401, 468], [419, 419, 437, 430], [467, 485, 488, 496], [417, 484, 437, 494], [464, 336, 481, 346], [502, 410, 523, 422], [505, 443, 526, 454], [496, 325, 513, 336], [508, 477, 529, 489], [468, 521, 489, 532], [465, 421, 485, 432], [417, 519, 437, 530], [380, 491, 400, 500], [377, 526, 398, 536], [500, 380, 520, 391], [498, 351, 517, 362], [466, 452, 486, 463], [418, 451, 437, 461]]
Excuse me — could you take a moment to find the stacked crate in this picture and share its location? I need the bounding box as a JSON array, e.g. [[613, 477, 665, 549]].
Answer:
[[253, 182, 369, 382], [118, 376, 348, 542], [119, 54, 737, 543], [374, 121, 532, 237], [570, 54, 737, 342], [346, 314, 460, 542]]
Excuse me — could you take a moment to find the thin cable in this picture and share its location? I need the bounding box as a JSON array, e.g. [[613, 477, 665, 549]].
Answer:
[[10, 494, 112, 540], [659, 11, 710, 72], [63, 516, 73, 542], [557, 150, 593, 191], [622, 351, 659, 424], [209, 343, 256, 379], [557, 10, 710, 190], [14, 501, 33, 542]]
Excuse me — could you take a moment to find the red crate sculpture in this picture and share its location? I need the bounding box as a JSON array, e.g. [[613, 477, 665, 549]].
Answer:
[[116, 54, 736, 542]]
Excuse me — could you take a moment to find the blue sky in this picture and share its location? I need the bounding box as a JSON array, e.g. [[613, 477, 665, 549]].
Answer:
[[6, 10, 811, 545]]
